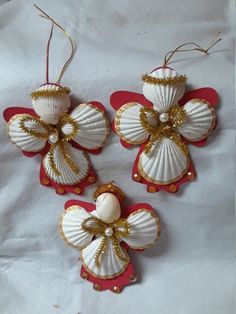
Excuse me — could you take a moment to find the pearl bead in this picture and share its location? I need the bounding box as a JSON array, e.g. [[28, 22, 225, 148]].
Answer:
[[105, 227, 113, 237], [159, 112, 169, 123], [48, 133, 59, 144]]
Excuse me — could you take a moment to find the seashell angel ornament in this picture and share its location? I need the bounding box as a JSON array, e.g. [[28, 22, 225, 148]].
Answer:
[[111, 38, 221, 193], [59, 183, 161, 293], [3, 6, 109, 195]]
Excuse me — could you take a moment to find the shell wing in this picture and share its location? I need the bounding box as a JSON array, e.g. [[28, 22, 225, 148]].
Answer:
[[8, 114, 47, 152], [177, 99, 216, 141], [70, 103, 109, 150], [59, 205, 93, 249], [122, 209, 160, 249]]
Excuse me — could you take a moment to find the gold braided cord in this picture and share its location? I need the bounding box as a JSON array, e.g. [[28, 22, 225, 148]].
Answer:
[[142, 73, 187, 85], [18, 114, 80, 177], [31, 87, 71, 100], [48, 144, 61, 176], [140, 106, 188, 155], [94, 236, 107, 267], [19, 116, 52, 139], [58, 142, 80, 174], [57, 115, 78, 141], [140, 107, 159, 134], [81, 216, 131, 268], [168, 104, 186, 127]]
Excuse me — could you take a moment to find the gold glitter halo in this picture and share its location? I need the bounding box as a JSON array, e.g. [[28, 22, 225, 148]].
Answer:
[[142, 73, 187, 85], [93, 183, 125, 201], [31, 87, 71, 100]]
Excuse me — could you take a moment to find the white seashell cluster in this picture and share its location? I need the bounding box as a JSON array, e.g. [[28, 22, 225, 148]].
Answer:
[[32, 84, 71, 125], [96, 193, 121, 223]]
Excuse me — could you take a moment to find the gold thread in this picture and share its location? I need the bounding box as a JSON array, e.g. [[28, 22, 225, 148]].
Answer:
[[142, 73, 187, 85]]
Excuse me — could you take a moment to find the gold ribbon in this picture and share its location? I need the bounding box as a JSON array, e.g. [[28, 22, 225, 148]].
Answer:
[[81, 216, 131, 268], [140, 104, 188, 155], [19, 115, 79, 176]]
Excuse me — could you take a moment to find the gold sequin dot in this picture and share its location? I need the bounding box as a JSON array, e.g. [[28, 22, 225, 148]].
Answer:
[[129, 274, 138, 283], [88, 176, 96, 184], [148, 186, 157, 193], [41, 178, 50, 185], [56, 187, 65, 194], [169, 184, 177, 193], [112, 286, 121, 294], [74, 187, 82, 195], [187, 171, 195, 180], [133, 173, 141, 182], [81, 272, 88, 280], [93, 283, 102, 291]]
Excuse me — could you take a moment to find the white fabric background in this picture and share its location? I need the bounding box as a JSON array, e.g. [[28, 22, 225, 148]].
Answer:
[[0, 0, 234, 313]]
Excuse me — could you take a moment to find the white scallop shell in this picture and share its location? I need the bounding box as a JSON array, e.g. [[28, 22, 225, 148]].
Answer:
[[43, 142, 89, 185], [122, 210, 160, 249], [81, 237, 129, 278], [177, 99, 215, 141], [8, 114, 47, 152], [143, 68, 185, 112], [138, 137, 189, 184], [95, 193, 121, 224], [32, 84, 71, 125], [60, 206, 93, 249], [70, 103, 109, 149], [115, 102, 154, 145]]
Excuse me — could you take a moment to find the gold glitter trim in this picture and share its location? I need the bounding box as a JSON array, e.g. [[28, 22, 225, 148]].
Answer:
[[140, 105, 188, 156], [93, 183, 125, 201], [142, 73, 187, 85], [115, 103, 149, 145], [81, 216, 130, 267], [138, 152, 190, 185], [122, 209, 161, 249], [31, 87, 71, 100]]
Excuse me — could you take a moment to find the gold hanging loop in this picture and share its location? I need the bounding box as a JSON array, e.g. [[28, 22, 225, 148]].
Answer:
[[34, 4, 75, 83], [162, 32, 222, 67]]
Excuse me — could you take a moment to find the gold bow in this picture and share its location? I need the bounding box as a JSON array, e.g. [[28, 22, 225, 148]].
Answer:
[[81, 216, 131, 267], [140, 104, 188, 155], [19, 115, 79, 176]]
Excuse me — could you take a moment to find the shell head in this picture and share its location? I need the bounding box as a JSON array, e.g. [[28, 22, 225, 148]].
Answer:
[[96, 193, 121, 224], [31, 83, 71, 125]]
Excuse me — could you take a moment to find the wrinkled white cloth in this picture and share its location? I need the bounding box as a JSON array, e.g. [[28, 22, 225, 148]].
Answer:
[[0, 0, 234, 313]]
